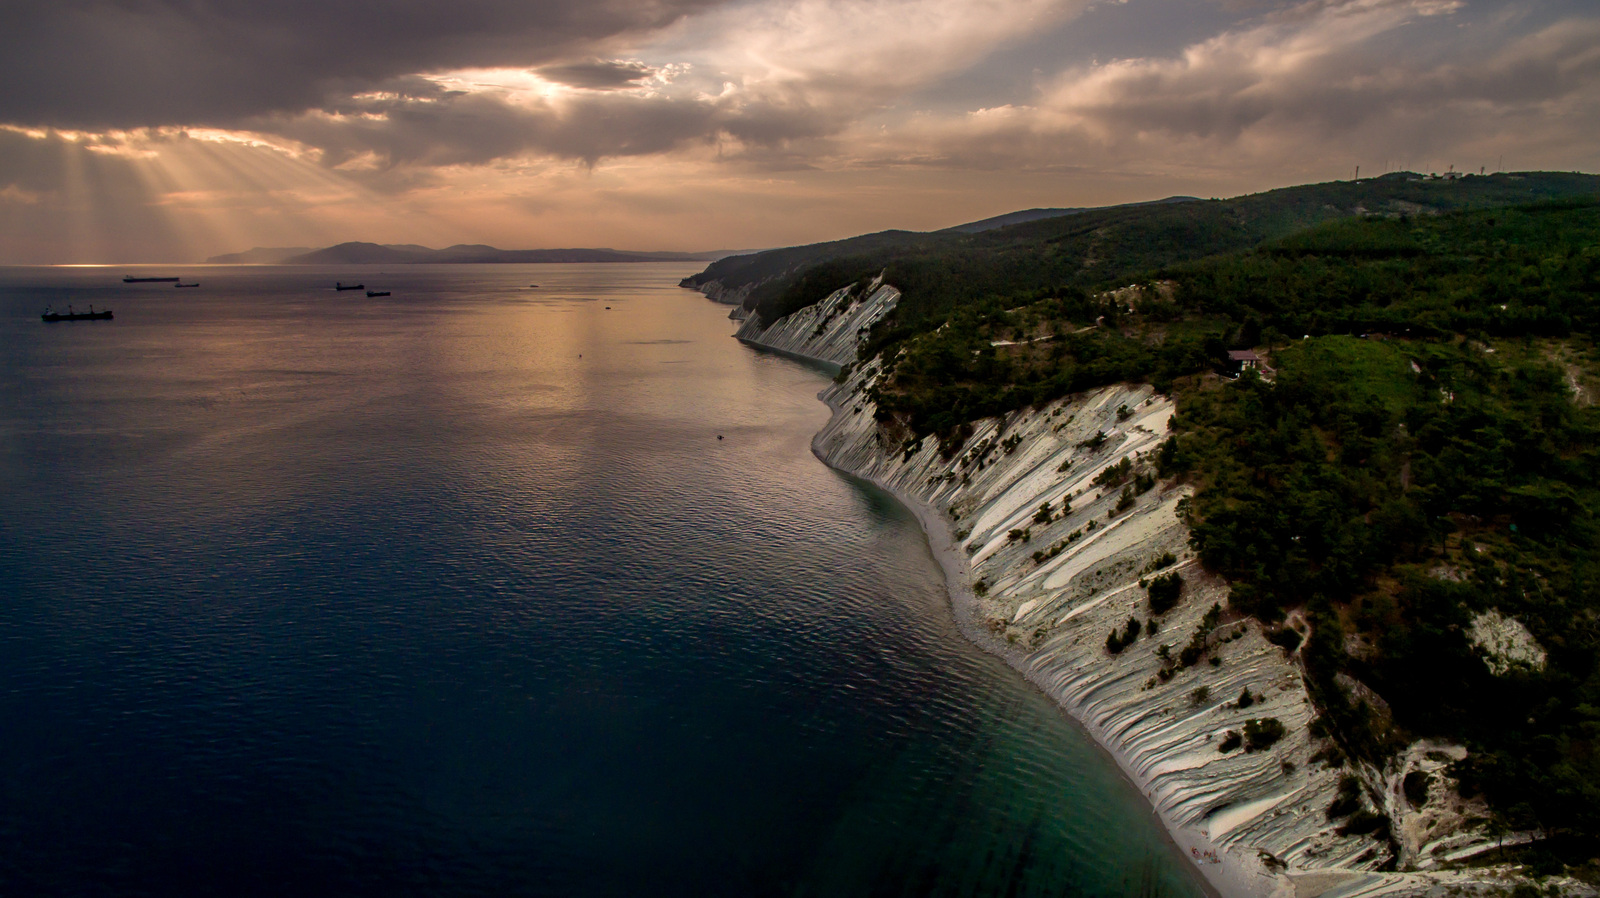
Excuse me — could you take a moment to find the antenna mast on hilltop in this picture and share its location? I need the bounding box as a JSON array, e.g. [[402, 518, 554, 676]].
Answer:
[[1354, 165, 1360, 181]]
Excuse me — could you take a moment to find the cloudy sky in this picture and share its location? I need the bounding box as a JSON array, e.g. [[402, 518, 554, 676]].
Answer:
[[1, 0, 1596, 262]]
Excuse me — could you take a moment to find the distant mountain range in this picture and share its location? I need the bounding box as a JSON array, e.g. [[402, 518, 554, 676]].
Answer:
[[206, 243, 740, 265]]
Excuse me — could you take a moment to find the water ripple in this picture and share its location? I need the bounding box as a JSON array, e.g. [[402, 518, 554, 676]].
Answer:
[[0, 264, 1203, 898]]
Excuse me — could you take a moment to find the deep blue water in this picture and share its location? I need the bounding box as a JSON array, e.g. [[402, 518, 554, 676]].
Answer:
[[0, 264, 1206, 897]]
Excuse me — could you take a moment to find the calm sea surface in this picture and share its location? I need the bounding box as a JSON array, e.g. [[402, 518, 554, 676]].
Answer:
[[0, 264, 1206, 897]]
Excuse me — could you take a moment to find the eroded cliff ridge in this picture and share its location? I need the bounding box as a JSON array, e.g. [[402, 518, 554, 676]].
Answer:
[[733, 288, 1594, 898], [734, 276, 900, 369]]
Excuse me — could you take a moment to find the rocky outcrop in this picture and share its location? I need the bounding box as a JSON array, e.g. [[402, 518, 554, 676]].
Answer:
[[1466, 609, 1547, 675], [683, 277, 757, 307], [734, 278, 899, 370]]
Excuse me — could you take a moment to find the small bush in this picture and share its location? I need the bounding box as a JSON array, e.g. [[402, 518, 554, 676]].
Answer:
[[1267, 628, 1304, 653], [1244, 717, 1286, 752], [1107, 616, 1142, 655], [1093, 457, 1132, 487], [1191, 686, 1210, 706], [1219, 731, 1243, 753], [1147, 572, 1183, 614], [1310, 745, 1346, 768], [1326, 775, 1363, 820], [1114, 486, 1136, 514], [1007, 528, 1032, 543], [1237, 687, 1255, 709], [1033, 502, 1053, 525]]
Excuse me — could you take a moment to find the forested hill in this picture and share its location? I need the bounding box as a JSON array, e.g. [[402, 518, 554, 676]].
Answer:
[[724, 171, 1600, 875], [685, 172, 1599, 334]]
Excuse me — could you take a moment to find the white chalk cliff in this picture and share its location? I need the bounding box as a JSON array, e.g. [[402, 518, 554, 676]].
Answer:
[[735, 277, 900, 369], [734, 282, 1589, 898]]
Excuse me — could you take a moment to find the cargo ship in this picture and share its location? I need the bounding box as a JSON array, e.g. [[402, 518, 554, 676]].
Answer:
[[42, 306, 113, 322], [336, 282, 364, 291]]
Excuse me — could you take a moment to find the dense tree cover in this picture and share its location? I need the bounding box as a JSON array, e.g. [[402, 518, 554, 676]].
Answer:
[[850, 198, 1600, 861], [1168, 335, 1600, 843], [686, 172, 1600, 332]]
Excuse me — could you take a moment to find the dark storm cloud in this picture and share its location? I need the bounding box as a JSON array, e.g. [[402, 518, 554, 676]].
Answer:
[[536, 60, 658, 89], [0, 0, 728, 129], [253, 82, 843, 173]]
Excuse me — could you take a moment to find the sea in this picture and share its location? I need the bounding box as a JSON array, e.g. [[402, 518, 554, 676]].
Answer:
[[0, 264, 1208, 897]]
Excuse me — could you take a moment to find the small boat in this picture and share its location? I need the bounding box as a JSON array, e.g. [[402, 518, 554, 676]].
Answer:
[[175, 282, 199, 288], [123, 276, 179, 283], [336, 282, 365, 291], [366, 290, 390, 297], [42, 305, 113, 322]]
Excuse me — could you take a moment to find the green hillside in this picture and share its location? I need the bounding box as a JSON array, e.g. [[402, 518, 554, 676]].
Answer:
[[688, 172, 1599, 335], [713, 172, 1600, 872]]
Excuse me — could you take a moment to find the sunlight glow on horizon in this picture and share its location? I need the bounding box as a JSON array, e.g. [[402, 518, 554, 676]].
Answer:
[[0, 0, 1596, 263]]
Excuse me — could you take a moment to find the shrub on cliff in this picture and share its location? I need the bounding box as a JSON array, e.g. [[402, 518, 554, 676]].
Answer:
[[1147, 572, 1183, 615], [1113, 486, 1136, 515], [1326, 775, 1363, 820], [1105, 616, 1142, 654], [1093, 457, 1132, 488], [1267, 627, 1303, 654], [1244, 717, 1286, 752]]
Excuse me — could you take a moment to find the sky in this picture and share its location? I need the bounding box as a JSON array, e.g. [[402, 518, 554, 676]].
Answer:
[[1, 0, 1596, 263]]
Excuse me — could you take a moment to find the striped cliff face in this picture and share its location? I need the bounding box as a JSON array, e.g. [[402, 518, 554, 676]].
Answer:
[[735, 280, 900, 370], [808, 351, 1526, 898]]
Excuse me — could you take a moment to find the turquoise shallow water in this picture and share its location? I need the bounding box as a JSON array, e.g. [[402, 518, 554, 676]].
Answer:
[[0, 263, 1207, 897]]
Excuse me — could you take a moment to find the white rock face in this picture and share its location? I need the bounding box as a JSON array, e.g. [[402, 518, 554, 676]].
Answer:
[[812, 365, 1402, 897], [735, 280, 900, 369], [688, 278, 756, 306], [1466, 609, 1547, 676]]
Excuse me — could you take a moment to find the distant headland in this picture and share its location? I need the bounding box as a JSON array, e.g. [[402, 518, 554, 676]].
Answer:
[[205, 242, 742, 265]]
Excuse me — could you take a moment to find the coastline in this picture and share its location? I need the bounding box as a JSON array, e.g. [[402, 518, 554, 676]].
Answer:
[[731, 285, 1578, 898], [809, 385, 1244, 898]]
